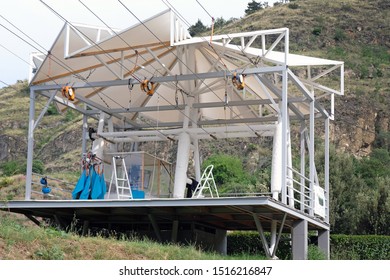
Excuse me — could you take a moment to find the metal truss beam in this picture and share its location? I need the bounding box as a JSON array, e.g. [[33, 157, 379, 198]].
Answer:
[[30, 66, 285, 91], [99, 124, 275, 142]]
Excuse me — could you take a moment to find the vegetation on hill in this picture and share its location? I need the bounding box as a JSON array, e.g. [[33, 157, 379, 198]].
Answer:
[[0, 213, 252, 260]]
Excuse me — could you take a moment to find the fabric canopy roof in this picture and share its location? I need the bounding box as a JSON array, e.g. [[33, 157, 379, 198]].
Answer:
[[30, 9, 343, 129]]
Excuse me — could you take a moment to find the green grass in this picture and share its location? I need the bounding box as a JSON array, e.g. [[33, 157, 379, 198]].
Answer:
[[0, 213, 267, 260]]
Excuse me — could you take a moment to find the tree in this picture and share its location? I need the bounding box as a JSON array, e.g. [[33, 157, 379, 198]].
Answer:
[[214, 17, 227, 29], [245, 0, 263, 15], [188, 19, 208, 36]]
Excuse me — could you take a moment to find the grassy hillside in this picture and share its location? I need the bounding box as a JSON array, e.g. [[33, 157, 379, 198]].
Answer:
[[0, 212, 267, 260]]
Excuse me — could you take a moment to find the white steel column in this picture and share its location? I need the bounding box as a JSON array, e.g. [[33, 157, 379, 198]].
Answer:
[[173, 132, 191, 198], [309, 100, 315, 216], [287, 118, 294, 207], [325, 117, 330, 223], [300, 122, 306, 212], [193, 137, 201, 181], [82, 111, 88, 155], [281, 67, 288, 205], [25, 88, 36, 200], [271, 117, 282, 200], [269, 220, 277, 254]]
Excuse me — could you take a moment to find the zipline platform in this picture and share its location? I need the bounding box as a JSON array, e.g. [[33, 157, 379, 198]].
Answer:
[[1, 197, 328, 232], [18, 8, 344, 259], [1, 197, 329, 256]]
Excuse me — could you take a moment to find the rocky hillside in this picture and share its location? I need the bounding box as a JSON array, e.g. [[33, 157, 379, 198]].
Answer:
[[0, 0, 389, 175], [214, 0, 390, 157]]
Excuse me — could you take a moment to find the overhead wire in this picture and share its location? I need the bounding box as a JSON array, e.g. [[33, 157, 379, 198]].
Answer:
[[38, 0, 145, 110], [161, 0, 265, 136], [78, 0, 215, 139]]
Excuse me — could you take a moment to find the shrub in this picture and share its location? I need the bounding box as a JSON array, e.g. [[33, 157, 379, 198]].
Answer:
[[0, 176, 14, 188], [334, 29, 346, 42], [1, 161, 20, 176], [288, 3, 299, 9], [312, 27, 322, 36], [46, 103, 59, 115], [228, 232, 390, 260], [331, 235, 390, 260], [1, 160, 45, 176]]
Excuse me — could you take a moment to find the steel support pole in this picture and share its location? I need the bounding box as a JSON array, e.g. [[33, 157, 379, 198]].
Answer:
[[325, 117, 330, 223], [252, 213, 271, 258], [270, 220, 277, 254], [81, 109, 88, 156], [281, 67, 288, 205], [25, 88, 36, 200], [309, 100, 315, 216], [193, 137, 201, 181], [300, 122, 306, 212]]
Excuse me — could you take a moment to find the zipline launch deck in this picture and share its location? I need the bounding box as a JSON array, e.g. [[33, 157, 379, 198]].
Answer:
[[3, 7, 344, 259], [1, 197, 328, 232]]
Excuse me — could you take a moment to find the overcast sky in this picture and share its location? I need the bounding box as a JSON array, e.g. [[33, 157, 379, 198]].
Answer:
[[0, 0, 277, 88]]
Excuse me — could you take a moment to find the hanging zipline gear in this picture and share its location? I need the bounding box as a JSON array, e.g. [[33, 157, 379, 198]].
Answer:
[[61, 86, 76, 101], [40, 177, 51, 194], [232, 72, 245, 90], [140, 79, 156, 96]]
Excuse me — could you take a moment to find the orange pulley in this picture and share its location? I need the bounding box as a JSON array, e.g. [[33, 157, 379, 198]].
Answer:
[[232, 72, 245, 90], [61, 86, 76, 101], [140, 79, 156, 96]]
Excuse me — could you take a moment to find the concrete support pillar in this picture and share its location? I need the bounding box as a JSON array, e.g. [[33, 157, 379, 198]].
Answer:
[[171, 220, 179, 243], [173, 132, 191, 198], [292, 219, 308, 260], [318, 229, 330, 259], [215, 229, 227, 255]]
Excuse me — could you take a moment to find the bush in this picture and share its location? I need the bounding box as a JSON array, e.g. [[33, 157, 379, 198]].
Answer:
[[334, 29, 346, 42], [1, 159, 45, 176], [228, 232, 390, 260], [312, 27, 322, 36], [0, 176, 14, 188], [1, 161, 20, 176], [288, 3, 299, 9], [46, 104, 59, 115], [331, 235, 390, 260], [227, 231, 291, 259]]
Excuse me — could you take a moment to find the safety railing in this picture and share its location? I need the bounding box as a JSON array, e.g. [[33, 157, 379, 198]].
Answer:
[[286, 167, 327, 220]]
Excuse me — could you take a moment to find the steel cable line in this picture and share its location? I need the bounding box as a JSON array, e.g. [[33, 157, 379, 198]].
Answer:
[[38, 0, 146, 110], [160, 0, 268, 136], [78, 0, 191, 101], [118, 0, 262, 134], [34, 1, 190, 141], [0, 8, 175, 140], [79, 0, 220, 139]]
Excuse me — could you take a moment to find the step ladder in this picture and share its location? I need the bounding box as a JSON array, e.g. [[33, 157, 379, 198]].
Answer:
[[108, 156, 133, 200], [192, 165, 219, 198]]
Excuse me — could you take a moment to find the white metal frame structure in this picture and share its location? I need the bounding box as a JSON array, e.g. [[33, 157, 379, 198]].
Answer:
[[22, 9, 344, 259]]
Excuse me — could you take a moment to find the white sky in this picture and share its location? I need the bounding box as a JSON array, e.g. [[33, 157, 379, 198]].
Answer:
[[0, 0, 277, 88]]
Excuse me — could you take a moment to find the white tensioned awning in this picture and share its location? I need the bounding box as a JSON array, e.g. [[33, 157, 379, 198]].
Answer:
[[30, 9, 343, 129]]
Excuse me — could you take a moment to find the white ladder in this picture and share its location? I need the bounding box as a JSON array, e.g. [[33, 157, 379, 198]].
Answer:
[[192, 165, 219, 198], [108, 156, 133, 200]]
